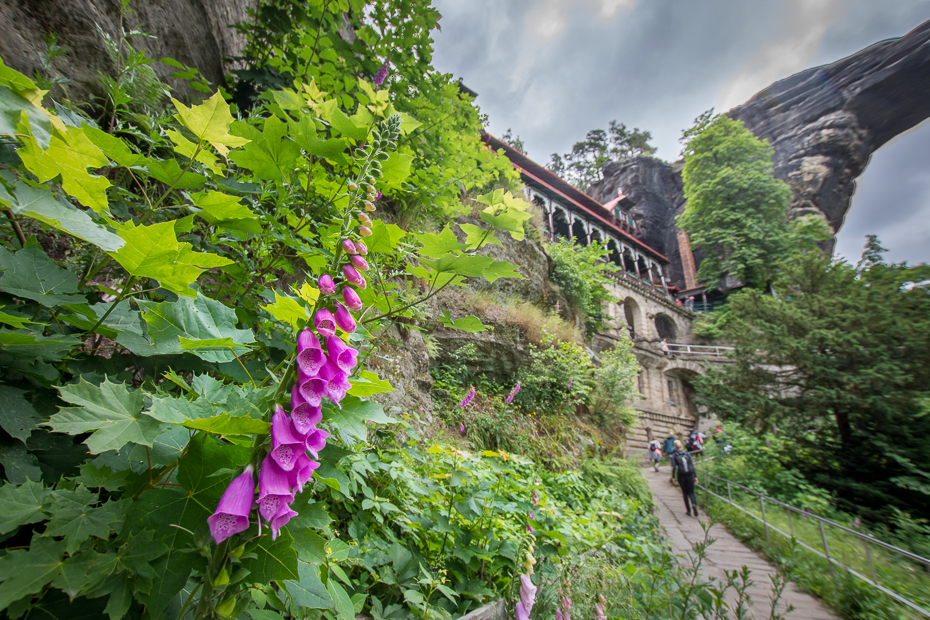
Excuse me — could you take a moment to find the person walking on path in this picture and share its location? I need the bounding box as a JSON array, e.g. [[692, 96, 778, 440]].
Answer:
[[671, 440, 699, 517], [663, 433, 676, 470], [648, 439, 662, 472]]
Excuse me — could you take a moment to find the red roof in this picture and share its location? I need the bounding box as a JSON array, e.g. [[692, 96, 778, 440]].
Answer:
[[483, 133, 668, 263], [601, 194, 634, 212]]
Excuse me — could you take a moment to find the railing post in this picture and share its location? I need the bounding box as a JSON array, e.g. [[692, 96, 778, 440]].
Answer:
[[788, 507, 794, 540], [862, 536, 877, 583], [727, 481, 732, 504], [761, 497, 770, 546], [819, 520, 837, 582]]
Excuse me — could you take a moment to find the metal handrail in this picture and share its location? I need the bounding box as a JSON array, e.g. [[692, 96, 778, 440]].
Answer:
[[696, 470, 930, 617], [666, 343, 734, 356]]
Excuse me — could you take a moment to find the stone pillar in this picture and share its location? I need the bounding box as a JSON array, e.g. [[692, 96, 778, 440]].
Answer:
[[547, 199, 554, 242], [648, 263, 657, 289], [634, 256, 642, 280], [677, 230, 698, 290], [660, 267, 670, 297]]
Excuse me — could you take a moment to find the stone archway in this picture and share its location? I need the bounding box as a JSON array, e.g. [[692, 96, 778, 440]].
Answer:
[[623, 297, 641, 338], [654, 312, 677, 342]]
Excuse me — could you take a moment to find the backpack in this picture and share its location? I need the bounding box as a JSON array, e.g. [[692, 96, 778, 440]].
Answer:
[[685, 430, 699, 452], [675, 451, 694, 474]]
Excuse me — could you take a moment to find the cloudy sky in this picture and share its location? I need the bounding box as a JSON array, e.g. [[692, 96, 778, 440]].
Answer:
[[430, 0, 930, 265]]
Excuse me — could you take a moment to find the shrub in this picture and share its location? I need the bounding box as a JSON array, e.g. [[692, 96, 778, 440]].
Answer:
[[548, 238, 618, 335]]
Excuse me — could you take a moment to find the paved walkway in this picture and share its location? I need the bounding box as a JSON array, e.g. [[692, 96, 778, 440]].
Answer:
[[642, 465, 837, 619]]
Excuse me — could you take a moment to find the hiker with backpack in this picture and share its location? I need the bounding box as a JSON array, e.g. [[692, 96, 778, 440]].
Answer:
[[671, 439, 699, 517], [648, 439, 662, 472], [685, 428, 703, 459]]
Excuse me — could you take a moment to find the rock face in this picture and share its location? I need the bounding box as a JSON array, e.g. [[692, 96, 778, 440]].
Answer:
[[0, 0, 256, 102], [590, 19, 930, 289]]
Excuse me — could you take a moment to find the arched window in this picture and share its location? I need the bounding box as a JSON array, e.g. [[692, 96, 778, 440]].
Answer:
[[654, 313, 677, 342], [623, 298, 641, 337]]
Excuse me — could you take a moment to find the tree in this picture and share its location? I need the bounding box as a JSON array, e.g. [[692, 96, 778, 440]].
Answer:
[[694, 239, 930, 520], [500, 128, 526, 154], [547, 121, 656, 190], [676, 115, 792, 289]]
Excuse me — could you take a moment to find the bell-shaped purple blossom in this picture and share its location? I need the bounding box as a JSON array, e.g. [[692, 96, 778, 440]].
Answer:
[[270, 406, 306, 472], [300, 374, 327, 407], [297, 328, 325, 375], [327, 372, 352, 405], [268, 503, 298, 540], [342, 239, 357, 254], [327, 335, 358, 373], [316, 358, 339, 383], [359, 226, 372, 237], [288, 453, 321, 493], [334, 302, 357, 333], [358, 212, 371, 225], [519, 574, 537, 613], [318, 274, 336, 295], [594, 603, 606, 620], [207, 465, 254, 544], [291, 386, 323, 434], [556, 611, 564, 620], [373, 61, 390, 88], [342, 286, 363, 311], [460, 386, 476, 408], [354, 241, 368, 255], [506, 380, 522, 404], [314, 308, 336, 338], [305, 428, 329, 458], [343, 265, 364, 288], [350, 254, 369, 272], [256, 455, 295, 522], [460, 423, 465, 433]]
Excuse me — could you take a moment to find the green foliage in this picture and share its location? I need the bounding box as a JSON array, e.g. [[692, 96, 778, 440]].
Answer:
[[590, 336, 640, 431], [516, 331, 594, 416], [695, 240, 930, 522], [547, 120, 656, 190], [548, 237, 617, 335], [677, 114, 793, 289]]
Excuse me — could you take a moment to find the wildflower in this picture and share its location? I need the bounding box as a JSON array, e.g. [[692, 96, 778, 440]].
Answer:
[[359, 226, 372, 237], [354, 241, 368, 255], [527, 524, 533, 532], [460, 423, 465, 433], [256, 454, 295, 524], [506, 380, 521, 404], [515, 573, 536, 620], [342, 239, 357, 254], [594, 603, 607, 620], [290, 386, 322, 435], [854, 518, 861, 528], [207, 465, 254, 544], [566, 378, 573, 389], [460, 386, 476, 408], [342, 286, 363, 311], [299, 369, 327, 407], [343, 265, 365, 288], [351, 254, 369, 272], [270, 406, 306, 471], [297, 328, 325, 375], [373, 61, 390, 88], [333, 302, 357, 333], [528, 511, 533, 520], [314, 308, 336, 338], [318, 274, 336, 295], [326, 335, 358, 373], [556, 612, 564, 620]]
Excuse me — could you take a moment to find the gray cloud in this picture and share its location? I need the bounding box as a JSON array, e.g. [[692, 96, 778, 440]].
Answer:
[[431, 0, 930, 265]]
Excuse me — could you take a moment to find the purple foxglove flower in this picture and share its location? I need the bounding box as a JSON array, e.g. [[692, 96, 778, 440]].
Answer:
[[358, 212, 371, 225], [528, 511, 533, 520], [564, 612, 571, 620], [516, 603, 530, 620], [207, 465, 254, 544], [342, 286, 363, 311], [520, 574, 537, 603], [354, 241, 368, 255], [556, 611, 564, 620], [373, 61, 390, 88], [374, 191, 382, 201], [460, 423, 465, 433], [300, 375, 327, 407], [326, 371, 352, 404], [318, 274, 336, 295], [532, 490, 538, 505], [316, 358, 339, 383], [305, 428, 329, 458], [256, 455, 295, 521], [271, 407, 306, 471], [314, 308, 336, 338], [291, 387, 323, 434], [460, 386, 476, 408], [268, 502, 298, 540], [359, 226, 372, 237], [297, 328, 325, 375], [506, 380, 521, 404], [595, 604, 606, 620], [288, 453, 321, 493], [343, 265, 364, 288], [327, 335, 358, 373], [350, 254, 369, 272], [566, 378, 573, 389], [334, 302, 357, 333], [342, 239, 357, 254], [527, 524, 533, 532]]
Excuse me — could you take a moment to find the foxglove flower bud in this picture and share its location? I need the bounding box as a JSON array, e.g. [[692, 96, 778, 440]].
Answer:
[[207, 465, 255, 543], [297, 328, 325, 375], [359, 226, 372, 237], [318, 274, 336, 295], [342, 286, 363, 311], [333, 303, 356, 334], [343, 265, 364, 288], [314, 308, 336, 338], [354, 241, 368, 255], [350, 255, 369, 272], [327, 335, 359, 373], [342, 239, 357, 254], [358, 213, 371, 225]]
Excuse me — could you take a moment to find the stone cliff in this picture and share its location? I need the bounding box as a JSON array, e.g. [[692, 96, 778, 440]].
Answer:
[[590, 19, 930, 289], [0, 0, 256, 102]]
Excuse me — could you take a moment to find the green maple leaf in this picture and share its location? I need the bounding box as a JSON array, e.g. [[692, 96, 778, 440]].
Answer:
[[109, 221, 231, 297], [458, 223, 501, 249], [0, 535, 66, 610], [0, 244, 87, 306], [0, 384, 42, 443], [52, 549, 116, 600], [0, 479, 51, 535], [0, 330, 82, 361], [171, 91, 250, 156], [414, 227, 467, 259], [166, 129, 222, 173], [241, 530, 299, 583], [366, 221, 406, 253], [45, 377, 162, 454], [379, 152, 413, 187], [137, 293, 256, 363], [228, 117, 300, 181], [262, 291, 309, 331], [18, 124, 111, 214], [8, 181, 124, 252], [179, 412, 269, 436], [188, 190, 257, 223], [43, 486, 125, 553]]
